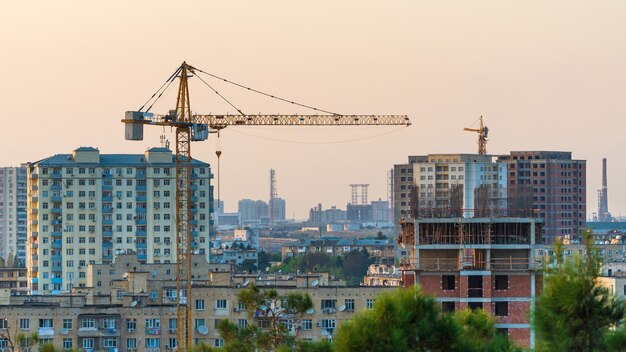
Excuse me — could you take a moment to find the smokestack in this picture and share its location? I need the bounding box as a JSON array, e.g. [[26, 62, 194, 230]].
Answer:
[[599, 158, 610, 221]]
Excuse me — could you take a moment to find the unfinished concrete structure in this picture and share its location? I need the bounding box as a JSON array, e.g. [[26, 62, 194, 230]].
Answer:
[[398, 217, 543, 348]]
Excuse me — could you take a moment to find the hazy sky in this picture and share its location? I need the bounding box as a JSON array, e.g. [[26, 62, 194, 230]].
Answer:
[[1, 1, 625, 220]]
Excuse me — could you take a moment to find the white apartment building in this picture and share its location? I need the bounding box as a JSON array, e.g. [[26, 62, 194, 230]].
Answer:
[[27, 147, 213, 294], [0, 166, 28, 266], [413, 154, 507, 218]]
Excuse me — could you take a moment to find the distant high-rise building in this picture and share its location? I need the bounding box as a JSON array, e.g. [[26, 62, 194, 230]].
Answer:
[[0, 166, 28, 266], [238, 199, 268, 225], [308, 204, 347, 224], [27, 147, 214, 294], [270, 197, 286, 222], [497, 151, 586, 243], [393, 156, 426, 232], [371, 199, 390, 222]]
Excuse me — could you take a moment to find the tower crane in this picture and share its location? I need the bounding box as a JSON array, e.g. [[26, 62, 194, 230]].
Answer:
[[463, 115, 489, 155], [122, 62, 410, 351]]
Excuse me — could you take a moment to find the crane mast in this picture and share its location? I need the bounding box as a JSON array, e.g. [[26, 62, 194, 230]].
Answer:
[[122, 62, 411, 351], [463, 115, 489, 155]]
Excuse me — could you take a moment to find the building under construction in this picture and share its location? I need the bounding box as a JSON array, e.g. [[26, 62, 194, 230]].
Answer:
[[398, 217, 543, 348]]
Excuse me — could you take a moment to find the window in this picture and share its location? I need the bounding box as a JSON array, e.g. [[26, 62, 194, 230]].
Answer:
[[103, 338, 117, 348], [237, 319, 248, 329], [81, 319, 96, 329], [195, 299, 205, 310], [145, 319, 160, 329], [344, 299, 355, 311], [126, 338, 137, 349], [168, 318, 177, 333], [215, 299, 227, 309], [213, 339, 224, 348], [442, 275, 455, 290], [145, 338, 160, 348], [62, 338, 73, 349], [321, 299, 336, 309], [494, 275, 508, 290], [188, 319, 204, 332], [19, 318, 30, 330], [366, 299, 374, 309], [63, 319, 73, 330], [320, 319, 336, 330], [39, 319, 54, 328], [495, 302, 509, 316], [126, 319, 136, 332], [302, 319, 312, 330], [468, 276, 483, 298], [167, 337, 178, 350], [468, 302, 483, 311], [82, 338, 94, 349], [101, 319, 116, 329], [0, 319, 7, 329]]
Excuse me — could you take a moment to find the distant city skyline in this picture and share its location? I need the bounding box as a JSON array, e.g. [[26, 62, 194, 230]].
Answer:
[[1, 1, 625, 220]]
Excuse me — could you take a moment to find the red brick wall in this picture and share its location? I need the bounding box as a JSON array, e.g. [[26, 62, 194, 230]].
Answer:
[[508, 328, 531, 348], [494, 301, 530, 324], [419, 274, 460, 297], [492, 275, 532, 297]]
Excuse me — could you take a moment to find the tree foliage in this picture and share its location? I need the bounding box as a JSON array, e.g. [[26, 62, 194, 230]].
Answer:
[[237, 284, 313, 351], [535, 229, 625, 352], [333, 286, 518, 352]]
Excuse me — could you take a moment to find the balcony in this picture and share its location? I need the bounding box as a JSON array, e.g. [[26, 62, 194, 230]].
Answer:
[[136, 242, 147, 249], [52, 265, 63, 272], [52, 220, 62, 225], [51, 185, 62, 191], [51, 277, 63, 284], [50, 207, 62, 214], [51, 173, 62, 179], [31, 266, 38, 272], [102, 184, 113, 191], [102, 196, 113, 202], [31, 243, 38, 249], [102, 206, 113, 213], [31, 196, 38, 202], [136, 207, 147, 213], [51, 231, 62, 237], [102, 231, 113, 236], [51, 196, 62, 202], [102, 173, 112, 178], [137, 254, 147, 260], [136, 231, 147, 237], [136, 196, 147, 202], [103, 242, 113, 248], [31, 219, 38, 225], [102, 219, 113, 225], [52, 240, 62, 249], [52, 254, 62, 261], [38, 327, 55, 337], [135, 184, 147, 191], [135, 219, 147, 225], [31, 278, 38, 284]]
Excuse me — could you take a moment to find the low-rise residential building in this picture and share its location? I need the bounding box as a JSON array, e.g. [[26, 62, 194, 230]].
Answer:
[[0, 255, 390, 351]]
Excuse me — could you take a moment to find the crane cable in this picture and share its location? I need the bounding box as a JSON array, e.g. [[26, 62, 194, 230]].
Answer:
[[138, 66, 182, 112], [191, 66, 341, 116], [190, 68, 247, 117]]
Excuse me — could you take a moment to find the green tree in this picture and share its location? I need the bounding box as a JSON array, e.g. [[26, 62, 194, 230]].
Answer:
[[238, 284, 313, 351], [333, 286, 517, 352], [535, 229, 625, 352], [342, 250, 371, 285]]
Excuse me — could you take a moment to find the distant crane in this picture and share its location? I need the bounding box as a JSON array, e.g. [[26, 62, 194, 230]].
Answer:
[[464, 116, 489, 155], [122, 61, 410, 351]]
